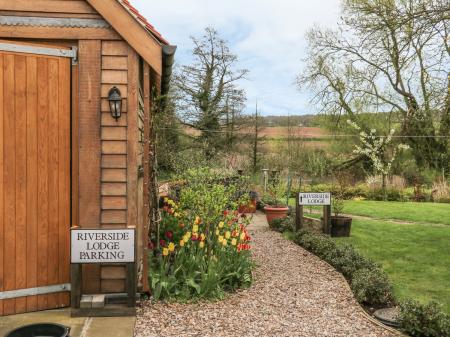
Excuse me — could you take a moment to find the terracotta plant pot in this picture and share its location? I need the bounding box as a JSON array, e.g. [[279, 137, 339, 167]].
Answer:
[[264, 205, 289, 224], [330, 216, 352, 237]]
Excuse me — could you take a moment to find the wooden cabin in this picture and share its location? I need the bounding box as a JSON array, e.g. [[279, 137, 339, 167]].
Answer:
[[0, 0, 175, 316]]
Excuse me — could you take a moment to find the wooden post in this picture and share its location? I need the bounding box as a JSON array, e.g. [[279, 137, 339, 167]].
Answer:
[[70, 264, 82, 309], [323, 205, 331, 235], [125, 262, 136, 307], [295, 194, 304, 231]]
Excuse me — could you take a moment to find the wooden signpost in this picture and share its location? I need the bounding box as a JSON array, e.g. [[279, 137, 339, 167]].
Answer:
[[295, 192, 332, 234], [70, 227, 136, 317]]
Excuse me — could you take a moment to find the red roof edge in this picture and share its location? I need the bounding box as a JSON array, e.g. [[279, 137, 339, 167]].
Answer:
[[119, 0, 170, 45]]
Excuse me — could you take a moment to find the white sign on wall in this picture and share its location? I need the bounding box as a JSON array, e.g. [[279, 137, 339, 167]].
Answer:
[[299, 192, 331, 206], [71, 229, 135, 264]]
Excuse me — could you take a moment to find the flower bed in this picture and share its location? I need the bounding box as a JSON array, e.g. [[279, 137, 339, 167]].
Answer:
[[148, 168, 254, 300]]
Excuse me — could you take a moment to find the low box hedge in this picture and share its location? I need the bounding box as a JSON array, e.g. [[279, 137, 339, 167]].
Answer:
[[274, 216, 450, 336]]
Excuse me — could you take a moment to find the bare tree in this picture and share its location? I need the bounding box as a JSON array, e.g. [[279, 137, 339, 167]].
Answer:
[[174, 27, 248, 158], [298, 0, 450, 171]]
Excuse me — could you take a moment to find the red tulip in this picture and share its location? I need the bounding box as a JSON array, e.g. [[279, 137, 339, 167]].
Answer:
[[165, 231, 173, 240]]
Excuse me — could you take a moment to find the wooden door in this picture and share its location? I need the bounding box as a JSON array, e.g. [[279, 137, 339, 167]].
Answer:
[[0, 45, 71, 316]]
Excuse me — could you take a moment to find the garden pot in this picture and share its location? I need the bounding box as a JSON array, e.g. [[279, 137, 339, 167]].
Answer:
[[6, 323, 70, 337], [264, 205, 289, 224], [330, 216, 352, 237]]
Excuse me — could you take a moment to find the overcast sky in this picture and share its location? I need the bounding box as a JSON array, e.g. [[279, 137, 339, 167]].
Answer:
[[132, 0, 341, 116]]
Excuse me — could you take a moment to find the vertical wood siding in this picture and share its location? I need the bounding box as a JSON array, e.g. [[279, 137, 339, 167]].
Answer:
[[0, 51, 71, 316]]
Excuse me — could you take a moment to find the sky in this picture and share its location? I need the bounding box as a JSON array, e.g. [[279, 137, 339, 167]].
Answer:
[[132, 0, 341, 116]]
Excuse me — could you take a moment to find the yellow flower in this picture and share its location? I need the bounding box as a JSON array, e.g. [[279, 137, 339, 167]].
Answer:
[[162, 248, 169, 256], [231, 238, 237, 246], [199, 241, 205, 248], [240, 232, 246, 241], [222, 239, 227, 247], [186, 231, 191, 238], [164, 197, 169, 203], [168, 242, 175, 252], [179, 240, 185, 247], [193, 225, 199, 233], [218, 235, 224, 243], [215, 229, 220, 236], [174, 212, 180, 217], [218, 221, 224, 228], [200, 233, 206, 241], [225, 231, 231, 239], [183, 235, 189, 243], [194, 216, 201, 225]]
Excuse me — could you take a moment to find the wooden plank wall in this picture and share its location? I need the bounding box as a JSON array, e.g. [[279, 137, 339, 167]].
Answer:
[[0, 0, 121, 40], [98, 41, 140, 293]]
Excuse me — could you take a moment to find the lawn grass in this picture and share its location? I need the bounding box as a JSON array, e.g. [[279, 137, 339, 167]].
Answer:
[[343, 200, 450, 225], [337, 218, 450, 314], [288, 198, 450, 225]]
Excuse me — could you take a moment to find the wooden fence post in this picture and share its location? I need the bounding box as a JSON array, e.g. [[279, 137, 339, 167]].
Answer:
[[295, 194, 304, 231], [323, 205, 331, 235]]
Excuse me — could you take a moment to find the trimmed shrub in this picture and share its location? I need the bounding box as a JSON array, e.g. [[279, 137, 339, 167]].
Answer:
[[294, 230, 394, 307], [398, 300, 450, 337], [351, 268, 394, 306], [269, 216, 294, 232]]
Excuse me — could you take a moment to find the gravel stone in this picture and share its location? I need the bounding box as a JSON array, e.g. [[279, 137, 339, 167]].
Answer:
[[135, 214, 397, 337]]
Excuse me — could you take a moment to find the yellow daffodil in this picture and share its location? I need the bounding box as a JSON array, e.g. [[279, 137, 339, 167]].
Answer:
[[240, 232, 246, 241], [199, 241, 205, 248], [168, 242, 175, 252], [218, 221, 224, 228], [193, 225, 199, 233], [200, 233, 206, 241], [222, 239, 227, 247], [179, 240, 185, 247], [162, 248, 169, 256], [225, 231, 231, 239], [218, 235, 224, 243], [215, 229, 220, 236], [231, 238, 237, 246]]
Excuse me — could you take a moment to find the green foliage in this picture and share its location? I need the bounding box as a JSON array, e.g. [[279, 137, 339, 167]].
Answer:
[[332, 196, 345, 216], [149, 168, 254, 301], [263, 181, 287, 207], [293, 230, 394, 307], [269, 216, 294, 232], [398, 300, 450, 337], [350, 268, 394, 307]]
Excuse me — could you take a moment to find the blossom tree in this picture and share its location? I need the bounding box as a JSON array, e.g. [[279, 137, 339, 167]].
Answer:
[[347, 120, 409, 191]]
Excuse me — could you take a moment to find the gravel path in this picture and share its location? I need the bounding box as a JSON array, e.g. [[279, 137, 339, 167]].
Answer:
[[135, 215, 398, 337]]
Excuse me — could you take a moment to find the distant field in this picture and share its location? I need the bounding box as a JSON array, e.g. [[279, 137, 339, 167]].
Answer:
[[257, 127, 327, 139], [182, 126, 328, 139]]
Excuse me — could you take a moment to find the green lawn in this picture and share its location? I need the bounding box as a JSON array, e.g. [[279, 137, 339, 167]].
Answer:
[[287, 198, 450, 312], [337, 218, 450, 314], [343, 200, 450, 225]]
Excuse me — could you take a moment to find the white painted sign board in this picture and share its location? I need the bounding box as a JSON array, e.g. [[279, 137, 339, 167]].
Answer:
[[71, 229, 135, 264], [299, 192, 331, 206]]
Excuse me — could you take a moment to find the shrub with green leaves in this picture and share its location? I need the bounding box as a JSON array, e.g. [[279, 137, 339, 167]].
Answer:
[[398, 300, 450, 337], [350, 268, 394, 306], [269, 216, 294, 232], [294, 230, 394, 307]]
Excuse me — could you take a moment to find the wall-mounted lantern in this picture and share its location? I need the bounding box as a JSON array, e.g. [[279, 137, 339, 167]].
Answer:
[[108, 86, 122, 121]]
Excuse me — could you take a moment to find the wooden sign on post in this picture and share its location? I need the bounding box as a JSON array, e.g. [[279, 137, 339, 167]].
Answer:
[[296, 193, 332, 235], [70, 228, 137, 317]]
